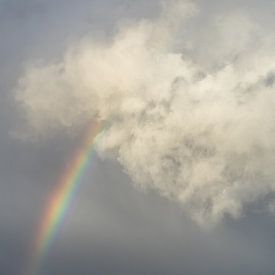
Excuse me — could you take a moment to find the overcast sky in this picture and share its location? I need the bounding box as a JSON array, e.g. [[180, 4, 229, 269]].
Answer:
[[1, 1, 275, 275]]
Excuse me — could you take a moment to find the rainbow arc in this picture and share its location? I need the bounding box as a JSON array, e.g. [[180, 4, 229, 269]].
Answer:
[[26, 122, 102, 275]]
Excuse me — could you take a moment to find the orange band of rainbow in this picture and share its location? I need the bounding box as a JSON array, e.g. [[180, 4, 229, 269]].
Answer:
[[26, 121, 102, 275]]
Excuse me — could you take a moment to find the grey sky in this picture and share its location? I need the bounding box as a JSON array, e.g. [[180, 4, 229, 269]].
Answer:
[[1, 1, 275, 275]]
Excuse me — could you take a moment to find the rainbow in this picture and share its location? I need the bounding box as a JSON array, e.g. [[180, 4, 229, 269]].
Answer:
[[26, 121, 102, 275]]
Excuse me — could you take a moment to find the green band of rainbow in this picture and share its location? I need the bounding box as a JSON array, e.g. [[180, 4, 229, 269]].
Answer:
[[26, 122, 102, 275]]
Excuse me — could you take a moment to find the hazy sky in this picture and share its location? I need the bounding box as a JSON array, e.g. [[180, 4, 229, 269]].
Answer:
[[1, 1, 275, 274]]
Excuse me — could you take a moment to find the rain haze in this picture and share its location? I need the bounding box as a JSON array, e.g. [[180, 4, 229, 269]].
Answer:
[[1, 0, 275, 274]]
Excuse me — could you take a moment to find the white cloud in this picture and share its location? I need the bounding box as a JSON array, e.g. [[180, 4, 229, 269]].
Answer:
[[15, 0, 275, 225]]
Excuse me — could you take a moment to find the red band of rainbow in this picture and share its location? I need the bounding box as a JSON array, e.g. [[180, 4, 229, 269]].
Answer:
[[26, 122, 102, 275]]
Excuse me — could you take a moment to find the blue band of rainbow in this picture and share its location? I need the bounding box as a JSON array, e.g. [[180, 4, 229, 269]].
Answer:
[[26, 122, 102, 275]]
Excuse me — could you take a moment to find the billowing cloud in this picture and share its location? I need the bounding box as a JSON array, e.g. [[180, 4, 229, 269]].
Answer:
[[15, 0, 275, 225]]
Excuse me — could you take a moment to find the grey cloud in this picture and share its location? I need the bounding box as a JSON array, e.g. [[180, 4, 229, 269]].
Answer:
[[0, 0, 45, 19]]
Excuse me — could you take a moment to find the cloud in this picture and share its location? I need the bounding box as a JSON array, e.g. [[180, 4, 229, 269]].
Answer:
[[0, 0, 45, 20], [15, 0, 275, 225]]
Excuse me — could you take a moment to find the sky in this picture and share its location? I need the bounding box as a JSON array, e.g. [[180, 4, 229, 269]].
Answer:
[[1, 0, 275, 274]]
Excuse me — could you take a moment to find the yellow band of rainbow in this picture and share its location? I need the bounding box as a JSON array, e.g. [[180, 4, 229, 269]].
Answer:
[[26, 121, 102, 275]]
